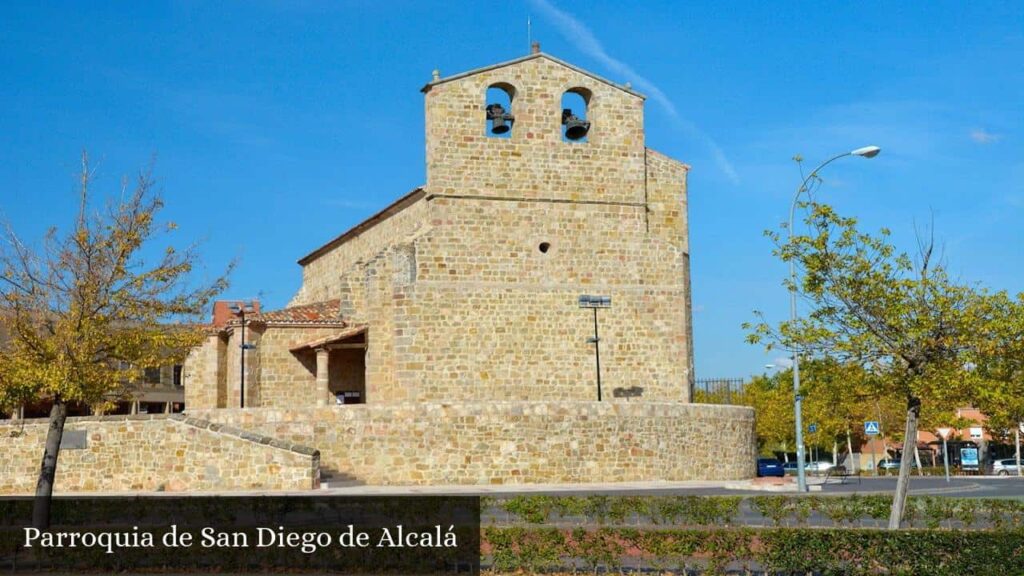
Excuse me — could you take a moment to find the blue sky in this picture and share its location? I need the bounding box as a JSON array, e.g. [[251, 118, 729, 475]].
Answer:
[[1, 1, 1021, 379]]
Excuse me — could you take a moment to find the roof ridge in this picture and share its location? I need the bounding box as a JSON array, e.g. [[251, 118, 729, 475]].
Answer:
[[420, 52, 645, 99], [298, 187, 426, 266], [227, 299, 346, 326]]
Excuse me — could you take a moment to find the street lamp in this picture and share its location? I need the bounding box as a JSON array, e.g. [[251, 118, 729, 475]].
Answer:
[[229, 301, 258, 408], [578, 295, 611, 401], [788, 145, 881, 492], [936, 427, 952, 483]]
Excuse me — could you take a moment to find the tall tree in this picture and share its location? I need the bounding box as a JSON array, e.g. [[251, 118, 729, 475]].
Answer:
[[970, 290, 1024, 477], [739, 371, 797, 459], [800, 359, 892, 470], [0, 154, 231, 528], [746, 200, 982, 528]]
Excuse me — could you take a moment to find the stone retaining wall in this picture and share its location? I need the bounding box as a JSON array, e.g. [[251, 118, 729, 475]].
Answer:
[[189, 402, 756, 485], [0, 414, 320, 494]]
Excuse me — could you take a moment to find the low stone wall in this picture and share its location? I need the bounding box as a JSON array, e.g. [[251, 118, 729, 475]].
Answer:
[[189, 402, 756, 485], [0, 414, 320, 494]]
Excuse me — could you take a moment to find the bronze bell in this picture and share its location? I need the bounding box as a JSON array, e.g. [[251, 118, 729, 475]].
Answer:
[[486, 103, 514, 135], [562, 108, 590, 140]]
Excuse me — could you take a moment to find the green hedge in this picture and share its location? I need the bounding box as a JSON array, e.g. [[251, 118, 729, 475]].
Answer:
[[483, 526, 1024, 575], [487, 494, 1024, 530], [491, 495, 743, 526]]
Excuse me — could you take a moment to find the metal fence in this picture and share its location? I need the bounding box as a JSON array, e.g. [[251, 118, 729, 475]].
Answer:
[[694, 377, 746, 405]]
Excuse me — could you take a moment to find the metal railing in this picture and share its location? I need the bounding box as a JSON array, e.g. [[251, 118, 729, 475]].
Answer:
[[693, 377, 746, 405]]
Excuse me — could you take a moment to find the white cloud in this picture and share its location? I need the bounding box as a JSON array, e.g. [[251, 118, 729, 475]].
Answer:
[[970, 128, 1002, 144], [528, 0, 739, 184]]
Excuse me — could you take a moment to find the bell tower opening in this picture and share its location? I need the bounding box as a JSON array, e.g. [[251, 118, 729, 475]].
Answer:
[[561, 88, 591, 142], [485, 83, 515, 139]]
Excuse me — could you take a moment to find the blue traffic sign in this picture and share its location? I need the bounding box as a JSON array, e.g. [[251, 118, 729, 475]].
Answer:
[[808, 423, 817, 433], [864, 421, 880, 435]]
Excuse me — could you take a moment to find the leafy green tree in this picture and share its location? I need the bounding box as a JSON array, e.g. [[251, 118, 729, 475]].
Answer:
[[735, 359, 903, 471], [746, 200, 983, 528], [970, 291, 1024, 476], [740, 372, 797, 458], [800, 359, 875, 467], [0, 154, 231, 528]]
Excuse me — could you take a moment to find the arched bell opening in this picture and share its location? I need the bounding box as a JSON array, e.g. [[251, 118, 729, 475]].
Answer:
[[561, 88, 592, 142], [484, 83, 516, 138]]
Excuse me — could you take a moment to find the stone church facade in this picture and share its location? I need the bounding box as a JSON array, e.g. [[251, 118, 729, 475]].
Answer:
[[1, 50, 756, 493], [184, 48, 696, 409]]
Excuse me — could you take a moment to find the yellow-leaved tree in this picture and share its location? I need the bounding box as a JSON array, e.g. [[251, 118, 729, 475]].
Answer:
[[970, 290, 1024, 477], [745, 198, 984, 529], [0, 154, 231, 528]]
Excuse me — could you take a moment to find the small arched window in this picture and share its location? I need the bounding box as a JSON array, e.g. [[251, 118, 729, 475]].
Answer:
[[484, 83, 516, 139], [561, 88, 592, 142]]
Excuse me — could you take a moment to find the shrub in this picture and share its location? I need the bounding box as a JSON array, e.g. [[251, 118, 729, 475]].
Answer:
[[482, 527, 1024, 575], [491, 494, 1024, 530]]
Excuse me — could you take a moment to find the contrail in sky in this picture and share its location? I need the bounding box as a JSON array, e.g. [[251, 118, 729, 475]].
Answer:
[[528, 0, 740, 183]]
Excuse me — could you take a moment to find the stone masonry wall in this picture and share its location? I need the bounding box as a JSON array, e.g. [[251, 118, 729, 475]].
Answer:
[[194, 325, 354, 410], [183, 333, 220, 409], [189, 402, 756, 485], [377, 191, 691, 402], [425, 56, 648, 204], [292, 197, 429, 307], [0, 414, 319, 494], [284, 170, 692, 404], [389, 285, 688, 402], [249, 326, 345, 408], [645, 149, 689, 251]]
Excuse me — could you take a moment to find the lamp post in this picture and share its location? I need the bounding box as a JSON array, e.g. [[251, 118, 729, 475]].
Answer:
[[788, 145, 880, 492], [229, 301, 257, 408], [578, 295, 611, 401], [937, 427, 952, 483]]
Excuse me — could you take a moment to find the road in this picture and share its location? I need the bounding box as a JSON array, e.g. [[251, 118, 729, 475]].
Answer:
[[724, 476, 1022, 498], [314, 475, 1024, 499]]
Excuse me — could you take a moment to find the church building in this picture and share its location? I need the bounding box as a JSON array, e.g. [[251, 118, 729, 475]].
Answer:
[[184, 45, 695, 411]]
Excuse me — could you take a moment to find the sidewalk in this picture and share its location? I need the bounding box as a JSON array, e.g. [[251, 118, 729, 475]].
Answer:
[[318, 479, 742, 495], [19, 475, 1021, 498]]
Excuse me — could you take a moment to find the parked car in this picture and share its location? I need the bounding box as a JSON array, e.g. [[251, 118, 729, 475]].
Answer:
[[806, 461, 835, 474], [993, 458, 1022, 476], [878, 459, 922, 473], [757, 458, 785, 478], [778, 461, 832, 475], [878, 458, 902, 470]]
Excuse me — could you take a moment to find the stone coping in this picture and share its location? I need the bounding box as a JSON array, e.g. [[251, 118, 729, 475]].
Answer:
[[0, 413, 320, 459], [189, 401, 753, 416]]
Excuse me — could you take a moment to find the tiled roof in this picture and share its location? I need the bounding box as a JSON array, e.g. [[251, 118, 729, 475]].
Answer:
[[233, 300, 345, 326], [297, 188, 426, 266], [289, 325, 368, 352]]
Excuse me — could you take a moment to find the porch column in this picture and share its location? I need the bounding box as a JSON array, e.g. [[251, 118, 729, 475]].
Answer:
[[315, 347, 330, 407]]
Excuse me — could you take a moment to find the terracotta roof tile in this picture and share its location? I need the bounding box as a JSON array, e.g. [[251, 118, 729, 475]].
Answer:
[[289, 325, 368, 352], [232, 300, 345, 326]]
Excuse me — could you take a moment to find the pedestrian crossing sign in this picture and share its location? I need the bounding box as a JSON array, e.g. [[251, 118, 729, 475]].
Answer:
[[864, 421, 880, 435]]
